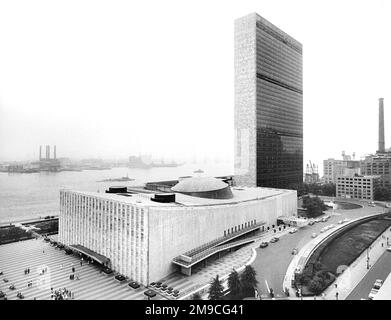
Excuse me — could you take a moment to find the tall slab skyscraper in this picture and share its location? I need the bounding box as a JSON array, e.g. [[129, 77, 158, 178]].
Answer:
[[234, 13, 303, 189]]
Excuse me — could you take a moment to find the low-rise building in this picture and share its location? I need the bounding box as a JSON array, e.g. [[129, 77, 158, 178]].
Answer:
[[58, 177, 297, 285], [336, 175, 380, 200]]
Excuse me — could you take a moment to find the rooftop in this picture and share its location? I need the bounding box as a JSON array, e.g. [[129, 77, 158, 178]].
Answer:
[[171, 176, 228, 193], [61, 186, 294, 208]]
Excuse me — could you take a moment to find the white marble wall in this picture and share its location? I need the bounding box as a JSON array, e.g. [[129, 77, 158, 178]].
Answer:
[[147, 190, 297, 281]]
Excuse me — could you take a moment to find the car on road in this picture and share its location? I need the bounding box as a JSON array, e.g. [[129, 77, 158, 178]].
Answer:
[[291, 248, 298, 255], [311, 233, 317, 238], [342, 218, 350, 223], [368, 201, 376, 207], [338, 220, 344, 224], [321, 215, 330, 222], [259, 242, 269, 248], [308, 219, 315, 226], [270, 237, 279, 243], [387, 246, 391, 252], [373, 279, 383, 290], [368, 288, 379, 299], [289, 228, 298, 234]]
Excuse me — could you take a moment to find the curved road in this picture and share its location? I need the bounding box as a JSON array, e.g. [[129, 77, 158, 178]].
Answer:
[[251, 201, 383, 298]]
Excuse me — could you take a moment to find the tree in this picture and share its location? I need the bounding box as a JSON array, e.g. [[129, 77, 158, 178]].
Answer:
[[309, 277, 324, 295], [191, 292, 202, 300], [240, 265, 258, 297], [208, 275, 224, 300], [227, 269, 241, 298], [321, 183, 336, 197], [301, 196, 327, 218], [374, 186, 391, 201]]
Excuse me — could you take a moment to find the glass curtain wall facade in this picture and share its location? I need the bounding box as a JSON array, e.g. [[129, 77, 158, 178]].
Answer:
[[235, 13, 303, 189]]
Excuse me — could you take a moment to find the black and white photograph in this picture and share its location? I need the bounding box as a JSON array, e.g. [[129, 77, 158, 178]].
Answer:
[[1, 0, 391, 309]]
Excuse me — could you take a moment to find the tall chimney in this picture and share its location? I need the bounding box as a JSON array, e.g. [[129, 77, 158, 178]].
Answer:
[[379, 98, 385, 153], [39, 145, 42, 161], [54, 145, 56, 160]]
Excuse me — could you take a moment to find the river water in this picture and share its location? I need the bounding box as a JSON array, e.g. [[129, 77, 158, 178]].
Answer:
[[0, 163, 233, 223]]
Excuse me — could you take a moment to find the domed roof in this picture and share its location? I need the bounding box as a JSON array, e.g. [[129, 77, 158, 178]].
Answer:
[[171, 177, 229, 193]]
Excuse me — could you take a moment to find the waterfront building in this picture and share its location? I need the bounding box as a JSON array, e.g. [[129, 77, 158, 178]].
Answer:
[[58, 177, 297, 285], [234, 12, 303, 189], [336, 175, 380, 200]]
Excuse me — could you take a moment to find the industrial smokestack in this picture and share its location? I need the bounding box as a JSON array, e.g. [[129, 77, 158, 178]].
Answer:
[[39, 145, 42, 161], [54, 145, 56, 160], [379, 98, 385, 153]]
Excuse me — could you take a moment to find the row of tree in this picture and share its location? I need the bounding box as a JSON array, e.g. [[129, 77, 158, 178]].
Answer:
[[192, 265, 259, 300], [288, 183, 336, 197]]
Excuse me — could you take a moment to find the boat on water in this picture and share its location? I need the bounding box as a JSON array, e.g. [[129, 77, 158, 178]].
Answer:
[[97, 174, 134, 182]]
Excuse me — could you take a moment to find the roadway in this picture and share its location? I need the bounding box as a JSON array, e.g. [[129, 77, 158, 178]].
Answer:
[[346, 250, 391, 300], [251, 200, 382, 299]]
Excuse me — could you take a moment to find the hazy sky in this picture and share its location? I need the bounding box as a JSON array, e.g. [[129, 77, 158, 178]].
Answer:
[[0, 0, 390, 171]]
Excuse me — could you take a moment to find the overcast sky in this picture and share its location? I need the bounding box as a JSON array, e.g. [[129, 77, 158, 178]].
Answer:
[[0, 0, 390, 171]]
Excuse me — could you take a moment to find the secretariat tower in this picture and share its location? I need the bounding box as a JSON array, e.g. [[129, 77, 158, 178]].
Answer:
[[234, 13, 303, 189]]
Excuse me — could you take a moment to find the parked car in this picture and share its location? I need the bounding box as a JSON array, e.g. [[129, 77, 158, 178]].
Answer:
[[386, 246, 391, 252], [368, 201, 376, 207], [311, 233, 317, 238], [291, 248, 298, 255], [308, 220, 315, 226], [259, 242, 269, 248], [338, 220, 344, 224], [270, 237, 279, 243], [368, 288, 379, 299], [289, 228, 298, 234], [343, 218, 350, 223], [321, 216, 330, 222], [373, 279, 383, 290]]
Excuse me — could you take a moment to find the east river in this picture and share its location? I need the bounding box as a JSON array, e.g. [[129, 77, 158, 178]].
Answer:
[[0, 162, 233, 223]]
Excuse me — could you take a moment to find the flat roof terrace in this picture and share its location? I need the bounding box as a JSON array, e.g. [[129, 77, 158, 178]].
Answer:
[[62, 187, 293, 208]]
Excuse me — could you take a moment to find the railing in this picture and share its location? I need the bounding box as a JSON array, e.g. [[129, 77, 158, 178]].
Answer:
[[173, 231, 265, 268], [181, 222, 265, 259]]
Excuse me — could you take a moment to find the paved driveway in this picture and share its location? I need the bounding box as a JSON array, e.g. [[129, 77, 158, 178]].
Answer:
[[251, 201, 382, 298]]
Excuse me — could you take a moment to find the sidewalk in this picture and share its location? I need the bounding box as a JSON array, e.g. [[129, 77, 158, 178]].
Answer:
[[283, 213, 389, 300]]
